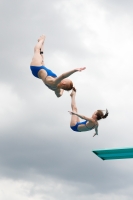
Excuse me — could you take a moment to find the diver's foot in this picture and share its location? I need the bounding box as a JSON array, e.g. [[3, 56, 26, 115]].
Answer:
[[38, 35, 46, 42]]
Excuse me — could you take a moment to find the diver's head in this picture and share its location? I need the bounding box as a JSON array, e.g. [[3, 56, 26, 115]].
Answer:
[[57, 79, 73, 91], [92, 109, 109, 120]]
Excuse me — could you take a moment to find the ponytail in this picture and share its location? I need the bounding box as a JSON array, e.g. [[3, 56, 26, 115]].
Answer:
[[102, 109, 109, 119]]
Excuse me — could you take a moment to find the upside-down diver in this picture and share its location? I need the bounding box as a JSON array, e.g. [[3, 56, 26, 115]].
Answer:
[[30, 35, 86, 97]]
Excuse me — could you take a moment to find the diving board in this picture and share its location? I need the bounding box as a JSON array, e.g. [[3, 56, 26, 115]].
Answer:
[[92, 147, 133, 160]]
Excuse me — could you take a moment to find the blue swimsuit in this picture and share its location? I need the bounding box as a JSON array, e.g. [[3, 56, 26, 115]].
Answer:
[[30, 66, 57, 91], [70, 120, 95, 132], [30, 66, 57, 78]]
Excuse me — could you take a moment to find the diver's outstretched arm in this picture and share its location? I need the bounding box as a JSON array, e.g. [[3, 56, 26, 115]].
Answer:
[[68, 111, 93, 122], [54, 67, 86, 85]]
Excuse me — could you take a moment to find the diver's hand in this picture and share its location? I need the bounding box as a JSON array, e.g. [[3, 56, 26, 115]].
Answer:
[[93, 132, 98, 137], [75, 67, 86, 72], [68, 111, 76, 115]]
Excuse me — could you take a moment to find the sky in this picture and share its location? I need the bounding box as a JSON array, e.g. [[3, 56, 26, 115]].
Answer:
[[1, 0, 133, 199]]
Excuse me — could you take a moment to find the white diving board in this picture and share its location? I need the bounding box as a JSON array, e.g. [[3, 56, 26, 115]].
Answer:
[[92, 147, 133, 160]]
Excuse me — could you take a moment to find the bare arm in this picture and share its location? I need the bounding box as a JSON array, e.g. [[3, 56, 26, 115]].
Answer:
[[68, 111, 93, 122], [54, 67, 86, 85], [93, 126, 98, 137], [55, 89, 64, 97]]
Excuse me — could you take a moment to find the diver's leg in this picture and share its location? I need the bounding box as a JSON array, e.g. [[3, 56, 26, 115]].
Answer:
[[40, 41, 44, 66], [30, 35, 45, 66], [70, 88, 80, 127]]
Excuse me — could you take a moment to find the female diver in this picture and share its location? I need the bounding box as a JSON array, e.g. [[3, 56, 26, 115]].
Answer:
[[68, 88, 108, 137], [30, 35, 86, 97]]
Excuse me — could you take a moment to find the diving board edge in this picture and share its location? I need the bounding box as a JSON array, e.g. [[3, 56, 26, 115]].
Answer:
[[92, 146, 133, 160]]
